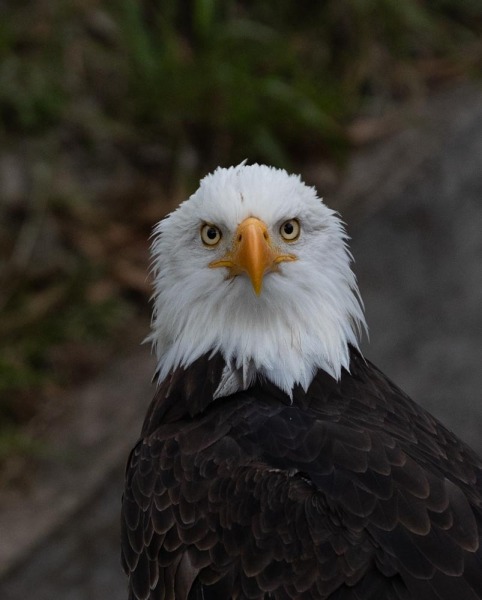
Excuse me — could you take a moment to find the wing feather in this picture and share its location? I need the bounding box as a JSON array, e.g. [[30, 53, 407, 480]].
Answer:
[[122, 350, 482, 599]]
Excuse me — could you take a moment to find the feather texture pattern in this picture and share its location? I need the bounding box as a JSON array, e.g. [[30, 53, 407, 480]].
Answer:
[[122, 350, 482, 599]]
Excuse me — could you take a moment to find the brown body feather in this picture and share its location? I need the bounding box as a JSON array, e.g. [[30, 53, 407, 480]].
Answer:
[[122, 348, 482, 599]]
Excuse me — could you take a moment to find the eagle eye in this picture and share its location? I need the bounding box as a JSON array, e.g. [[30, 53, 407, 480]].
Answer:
[[280, 219, 300, 242], [201, 223, 222, 246]]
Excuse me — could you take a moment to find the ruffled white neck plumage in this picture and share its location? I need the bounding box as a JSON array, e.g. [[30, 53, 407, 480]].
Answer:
[[148, 164, 366, 398]]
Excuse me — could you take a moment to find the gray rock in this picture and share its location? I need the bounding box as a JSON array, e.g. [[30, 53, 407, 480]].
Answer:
[[342, 83, 482, 451]]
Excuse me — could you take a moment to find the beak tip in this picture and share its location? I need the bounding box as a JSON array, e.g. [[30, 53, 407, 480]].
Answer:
[[252, 278, 263, 296]]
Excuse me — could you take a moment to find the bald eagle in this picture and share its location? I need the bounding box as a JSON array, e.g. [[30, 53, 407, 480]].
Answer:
[[121, 164, 482, 600]]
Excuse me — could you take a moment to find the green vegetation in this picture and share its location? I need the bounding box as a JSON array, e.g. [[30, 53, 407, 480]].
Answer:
[[1, 1, 481, 168], [0, 0, 481, 468], [0, 263, 129, 443]]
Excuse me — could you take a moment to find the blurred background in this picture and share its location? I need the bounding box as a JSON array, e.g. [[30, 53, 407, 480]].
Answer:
[[0, 1, 481, 598]]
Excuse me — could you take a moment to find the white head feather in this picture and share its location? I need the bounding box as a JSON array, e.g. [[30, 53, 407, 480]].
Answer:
[[148, 163, 366, 397]]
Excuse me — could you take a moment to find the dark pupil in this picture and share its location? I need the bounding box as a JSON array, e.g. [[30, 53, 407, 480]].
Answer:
[[284, 222, 294, 235], [207, 227, 218, 239]]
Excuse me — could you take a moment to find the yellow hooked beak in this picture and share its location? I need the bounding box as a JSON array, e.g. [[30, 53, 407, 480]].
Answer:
[[209, 217, 296, 295]]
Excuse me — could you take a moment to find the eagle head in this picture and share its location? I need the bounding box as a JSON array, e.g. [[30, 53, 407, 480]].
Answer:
[[148, 163, 366, 396]]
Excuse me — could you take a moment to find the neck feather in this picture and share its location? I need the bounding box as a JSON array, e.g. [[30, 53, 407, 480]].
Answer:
[[148, 258, 365, 397]]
